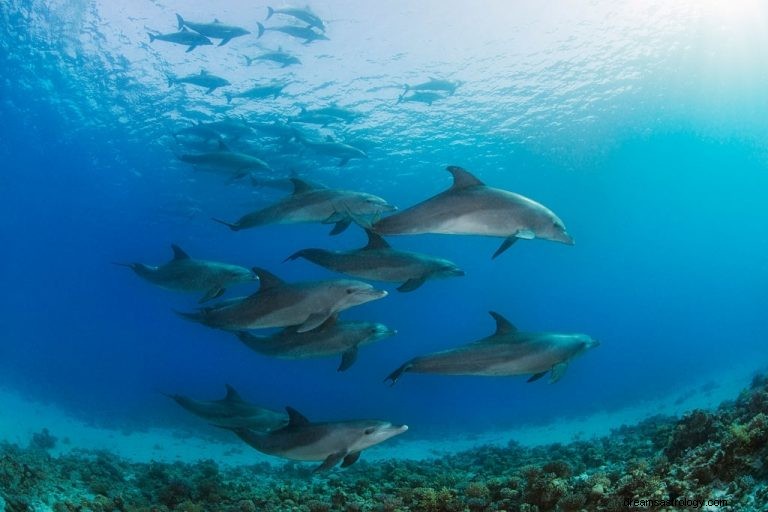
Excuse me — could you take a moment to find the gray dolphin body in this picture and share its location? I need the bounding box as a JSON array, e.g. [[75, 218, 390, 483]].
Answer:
[[180, 141, 270, 180], [115, 244, 256, 303], [245, 50, 301, 67], [225, 84, 286, 104], [265, 6, 325, 31], [213, 178, 394, 234], [299, 136, 367, 166], [385, 312, 599, 385], [396, 91, 446, 106], [224, 407, 407, 471], [178, 268, 387, 333], [373, 166, 573, 258], [404, 78, 461, 95], [166, 384, 287, 431], [176, 14, 250, 46], [169, 70, 231, 94], [286, 230, 464, 292], [256, 23, 329, 44], [148, 28, 213, 52], [237, 314, 395, 371]]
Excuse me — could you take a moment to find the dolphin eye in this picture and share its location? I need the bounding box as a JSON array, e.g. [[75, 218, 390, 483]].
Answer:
[[346, 288, 354, 294], [364, 428, 375, 435]]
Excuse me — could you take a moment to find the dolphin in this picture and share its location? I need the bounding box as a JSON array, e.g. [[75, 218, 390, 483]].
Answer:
[[298, 135, 367, 166], [168, 70, 230, 94], [286, 229, 464, 292], [212, 178, 395, 235], [179, 140, 271, 180], [404, 78, 461, 95], [385, 312, 599, 385], [200, 118, 254, 140], [236, 314, 396, 371], [265, 6, 325, 32], [222, 407, 407, 471], [372, 166, 573, 258], [176, 14, 250, 46], [225, 83, 287, 104], [165, 384, 288, 431], [245, 49, 301, 67], [147, 28, 213, 52], [396, 91, 447, 106], [114, 244, 256, 303], [256, 23, 329, 44], [297, 106, 362, 124], [177, 268, 388, 333]]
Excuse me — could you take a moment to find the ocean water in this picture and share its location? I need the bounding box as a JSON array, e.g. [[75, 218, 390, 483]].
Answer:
[[1, 0, 768, 473]]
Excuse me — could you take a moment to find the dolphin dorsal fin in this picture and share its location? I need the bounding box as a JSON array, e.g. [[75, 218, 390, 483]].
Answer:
[[286, 406, 310, 427], [218, 140, 230, 152], [489, 311, 517, 335], [325, 135, 334, 142], [171, 244, 190, 260], [200, 69, 208, 75], [290, 178, 322, 195], [252, 267, 285, 290], [223, 384, 244, 402], [446, 166, 484, 189], [364, 229, 390, 250], [214, 18, 221, 23]]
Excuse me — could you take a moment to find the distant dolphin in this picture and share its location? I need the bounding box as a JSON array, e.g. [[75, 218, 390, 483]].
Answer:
[[165, 384, 287, 431], [245, 49, 301, 68], [403, 78, 461, 95], [199, 118, 253, 140], [385, 312, 599, 385], [212, 178, 395, 235], [225, 83, 287, 104], [178, 268, 387, 333], [168, 70, 230, 94], [176, 14, 250, 46], [222, 407, 407, 471], [298, 135, 367, 166], [148, 28, 213, 52], [297, 106, 362, 123], [179, 140, 271, 180], [236, 314, 396, 371], [286, 229, 464, 292], [372, 166, 573, 258], [265, 6, 325, 32], [396, 91, 447, 106], [114, 244, 256, 303], [256, 23, 329, 44]]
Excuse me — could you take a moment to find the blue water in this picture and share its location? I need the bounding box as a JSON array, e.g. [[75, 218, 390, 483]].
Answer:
[[1, 0, 767, 443]]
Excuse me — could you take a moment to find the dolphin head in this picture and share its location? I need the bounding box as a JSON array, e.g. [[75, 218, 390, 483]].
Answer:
[[227, 266, 259, 284], [571, 334, 600, 356], [432, 260, 465, 279], [345, 193, 397, 217], [537, 214, 574, 245], [345, 420, 409, 452], [365, 323, 397, 343], [331, 280, 388, 310]]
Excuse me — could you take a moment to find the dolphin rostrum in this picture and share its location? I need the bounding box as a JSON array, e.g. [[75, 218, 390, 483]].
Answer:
[[114, 244, 256, 303], [165, 384, 287, 431], [236, 314, 396, 371], [179, 140, 271, 180], [213, 178, 395, 235], [373, 166, 573, 258], [176, 14, 250, 46], [286, 229, 464, 292], [147, 28, 213, 52], [385, 312, 599, 385], [168, 70, 231, 94], [222, 407, 407, 471], [178, 268, 387, 333]]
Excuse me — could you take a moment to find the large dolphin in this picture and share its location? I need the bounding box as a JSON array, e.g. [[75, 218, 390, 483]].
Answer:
[[175, 14, 250, 46], [225, 83, 287, 104], [147, 28, 212, 52], [165, 384, 287, 431], [114, 244, 256, 303], [245, 50, 301, 68], [256, 23, 329, 44], [385, 312, 599, 385], [179, 140, 271, 180], [236, 314, 395, 371], [265, 6, 325, 32], [373, 166, 573, 258], [286, 229, 464, 292], [222, 407, 407, 471], [213, 178, 395, 235], [168, 70, 230, 94], [396, 91, 447, 106], [178, 268, 387, 333], [298, 135, 367, 166]]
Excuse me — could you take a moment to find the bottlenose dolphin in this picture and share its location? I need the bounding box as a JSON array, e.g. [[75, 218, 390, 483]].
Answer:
[[223, 407, 407, 471], [385, 312, 599, 385], [256, 23, 329, 44], [178, 268, 387, 333], [176, 14, 250, 46], [148, 28, 213, 52], [213, 178, 394, 235], [165, 384, 287, 431], [114, 244, 256, 303], [168, 70, 230, 94], [286, 229, 464, 292], [225, 83, 286, 104], [265, 6, 325, 32], [298, 106, 362, 123], [201, 118, 253, 140], [396, 91, 447, 106], [245, 50, 301, 68], [298, 135, 367, 166], [236, 314, 396, 371], [403, 78, 461, 95], [373, 166, 573, 258], [179, 140, 271, 180]]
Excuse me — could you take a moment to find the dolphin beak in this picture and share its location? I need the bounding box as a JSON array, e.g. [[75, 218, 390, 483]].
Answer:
[[452, 269, 466, 277]]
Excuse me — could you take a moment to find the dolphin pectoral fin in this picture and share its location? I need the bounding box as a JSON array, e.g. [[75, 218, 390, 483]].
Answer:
[[315, 451, 347, 472], [329, 218, 351, 235], [199, 287, 225, 303], [218, 38, 232, 46], [527, 371, 547, 383], [397, 277, 427, 292], [341, 451, 361, 468], [338, 347, 359, 372], [186, 45, 197, 53], [549, 362, 568, 383], [205, 87, 216, 95], [212, 218, 240, 231], [384, 362, 412, 386], [492, 237, 518, 259], [338, 157, 349, 167], [297, 311, 332, 333]]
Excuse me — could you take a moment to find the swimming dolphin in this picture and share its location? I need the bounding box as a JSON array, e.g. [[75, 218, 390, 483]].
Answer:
[[147, 28, 213, 52], [114, 244, 256, 303], [168, 70, 230, 94], [297, 106, 362, 124], [403, 78, 461, 95], [222, 407, 407, 471], [236, 314, 396, 371], [245, 49, 301, 67], [396, 91, 447, 106], [384, 312, 599, 385], [200, 118, 254, 140], [212, 178, 394, 235], [179, 140, 271, 180], [165, 384, 287, 431], [286, 229, 464, 292], [256, 23, 329, 44], [176, 14, 250, 46], [225, 83, 287, 104], [265, 6, 325, 32], [372, 166, 573, 258], [298, 135, 367, 166], [177, 268, 388, 333]]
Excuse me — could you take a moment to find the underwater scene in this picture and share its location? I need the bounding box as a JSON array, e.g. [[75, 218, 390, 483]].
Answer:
[[1, 0, 768, 510]]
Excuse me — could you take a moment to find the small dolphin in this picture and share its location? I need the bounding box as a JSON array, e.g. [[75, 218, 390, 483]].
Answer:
[[222, 407, 407, 471], [396, 91, 447, 106], [373, 166, 573, 258], [286, 229, 464, 292], [114, 244, 256, 303], [404, 78, 461, 95], [385, 312, 599, 385], [256, 23, 329, 44], [168, 70, 230, 94], [225, 83, 287, 104], [179, 140, 271, 180], [165, 384, 287, 431], [299, 135, 367, 166], [200, 118, 253, 140], [245, 49, 301, 67], [236, 314, 396, 371], [147, 28, 213, 52], [178, 268, 387, 333], [265, 6, 325, 32], [298, 106, 362, 123], [213, 178, 394, 235], [176, 14, 250, 46]]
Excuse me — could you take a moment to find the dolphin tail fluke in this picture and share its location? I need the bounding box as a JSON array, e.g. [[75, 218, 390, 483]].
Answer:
[[148, 32, 157, 43], [111, 261, 135, 269], [244, 56, 254, 66], [256, 22, 265, 38], [225, 93, 233, 104], [384, 362, 412, 386], [212, 218, 240, 231], [176, 13, 184, 30], [167, 76, 175, 88], [266, 6, 275, 20]]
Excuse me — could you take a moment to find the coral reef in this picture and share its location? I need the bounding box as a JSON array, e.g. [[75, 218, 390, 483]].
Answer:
[[1, 375, 767, 511]]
